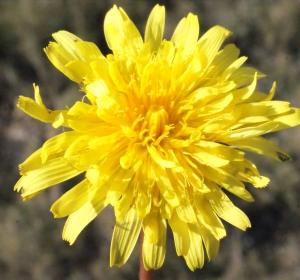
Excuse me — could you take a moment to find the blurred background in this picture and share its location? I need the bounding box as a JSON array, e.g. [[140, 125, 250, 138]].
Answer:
[[1, 0, 300, 279]]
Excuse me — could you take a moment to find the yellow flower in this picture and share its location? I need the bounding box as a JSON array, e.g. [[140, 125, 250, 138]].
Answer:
[[15, 4, 300, 271]]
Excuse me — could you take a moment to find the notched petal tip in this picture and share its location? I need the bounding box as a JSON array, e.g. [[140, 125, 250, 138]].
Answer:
[[252, 176, 270, 188], [16, 95, 26, 109], [62, 236, 73, 246]]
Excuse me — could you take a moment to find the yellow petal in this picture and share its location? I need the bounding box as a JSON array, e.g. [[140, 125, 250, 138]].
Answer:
[[16, 158, 82, 199], [104, 5, 143, 56], [168, 210, 190, 256], [67, 102, 114, 133], [142, 212, 166, 270], [176, 197, 198, 224], [46, 31, 102, 82], [207, 44, 240, 82], [109, 61, 129, 92], [52, 31, 84, 59], [230, 72, 257, 104], [227, 159, 270, 188], [106, 167, 135, 211], [225, 136, 290, 162], [143, 210, 162, 244], [135, 191, 152, 218], [214, 122, 279, 142], [17, 95, 63, 124], [151, 163, 179, 206], [110, 207, 142, 266], [174, 53, 203, 94], [120, 142, 147, 170], [261, 81, 276, 101], [41, 131, 82, 162], [197, 222, 220, 261], [44, 42, 83, 83], [196, 140, 244, 161], [90, 58, 114, 87], [194, 194, 226, 240], [145, 4, 165, 53], [136, 44, 152, 77], [235, 100, 291, 121], [147, 145, 176, 168], [134, 161, 154, 218], [94, 153, 127, 182], [18, 84, 70, 128], [160, 199, 173, 220], [114, 186, 134, 223], [65, 60, 91, 81], [33, 83, 47, 109], [202, 165, 254, 202], [74, 41, 103, 62], [188, 145, 230, 168], [19, 148, 42, 175], [157, 40, 176, 66], [85, 166, 100, 187], [64, 135, 98, 169], [271, 107, 300, 131], [183, 223, 204, 271], [175, 154, 210, 193], [62, 186, 107, 245], [51, 179, 89, 218], [89, 129, 126, 151], [230, 67, 266, 89], [52, 112, 67, 128], [86, 78, 110, 99], [201, 114, 236, 134], [205, 181, 251, 231], [197, 25, 232, 69], [221, 55, 247, 81], [171, 13, 199, 56]]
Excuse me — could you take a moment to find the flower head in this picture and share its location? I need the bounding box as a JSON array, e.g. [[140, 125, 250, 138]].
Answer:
[[15, 5, 300, 270]]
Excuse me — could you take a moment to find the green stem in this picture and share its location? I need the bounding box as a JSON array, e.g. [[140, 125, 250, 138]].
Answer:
[[139, 231, 154, 280]]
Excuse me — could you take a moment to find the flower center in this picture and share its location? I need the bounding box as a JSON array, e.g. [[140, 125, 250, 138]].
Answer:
[[145, 105, 169, 136], [133, 105, 173, 146]]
